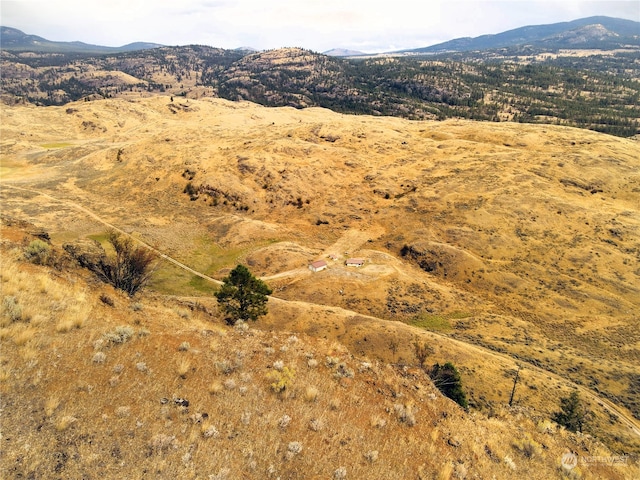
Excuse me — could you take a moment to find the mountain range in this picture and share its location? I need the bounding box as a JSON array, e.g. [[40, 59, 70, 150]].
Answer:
[[401, 16, 640, 55], [2, 16, 639, 56], [0, 26, 163, 54], [1, 17, 639, 137]]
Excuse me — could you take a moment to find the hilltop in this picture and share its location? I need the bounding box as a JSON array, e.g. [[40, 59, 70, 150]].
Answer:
[[2, 26, 639, 136], [1, 95, 639, 476]]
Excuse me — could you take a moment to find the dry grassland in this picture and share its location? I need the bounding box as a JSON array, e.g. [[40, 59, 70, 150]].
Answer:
[[0, 231, 637, 479], [1, 96, 639, 476]]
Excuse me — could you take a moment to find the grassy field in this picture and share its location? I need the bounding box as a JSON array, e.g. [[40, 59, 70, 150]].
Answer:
[[1, 225, 638, 478], [1, 96, 639, 466]]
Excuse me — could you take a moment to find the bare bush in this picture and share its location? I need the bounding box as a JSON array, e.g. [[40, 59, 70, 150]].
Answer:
[[66, 231, 156, 296], [98, 231, 157, 295]]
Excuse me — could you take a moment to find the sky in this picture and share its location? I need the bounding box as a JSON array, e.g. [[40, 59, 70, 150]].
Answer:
[[1, 0, 638, 53]]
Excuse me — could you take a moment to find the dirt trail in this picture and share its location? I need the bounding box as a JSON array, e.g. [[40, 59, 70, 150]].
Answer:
[[1, 184, 222, 286], [260, 267, 310, 281], [322, 228, 376, 257], [2, 182, 639, 440], [260, 227, 385, 281]]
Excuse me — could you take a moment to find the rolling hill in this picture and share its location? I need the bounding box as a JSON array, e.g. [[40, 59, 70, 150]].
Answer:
[[1, 17, 640, 475], [3, 217, 636, 478], [1, 96, 639, 471]]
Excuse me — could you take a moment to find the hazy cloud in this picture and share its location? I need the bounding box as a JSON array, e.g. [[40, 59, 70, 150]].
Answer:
[[1, 0, 638, 52]]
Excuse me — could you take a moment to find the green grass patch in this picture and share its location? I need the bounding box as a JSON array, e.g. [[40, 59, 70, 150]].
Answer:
[[188, 275, 218, 295], [195, 245, 245, 276], [410, 311, 471, 332], [409, 312, 471, 333], [88, 232, 274, 296], [148, 235, 266, 296], [148, 262, 219, 296], [87, 232, 117, 255], [0, 159, 24, 177], [411, 314, 452, 332], [87, 233, 110, 244], [186, 235, 277, 276]]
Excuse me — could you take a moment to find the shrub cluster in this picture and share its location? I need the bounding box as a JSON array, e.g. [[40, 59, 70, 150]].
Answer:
[[24, 239, 52, 265]]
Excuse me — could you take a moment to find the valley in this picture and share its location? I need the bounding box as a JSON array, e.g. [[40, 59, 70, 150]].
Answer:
[[1, 95, 639, 467]]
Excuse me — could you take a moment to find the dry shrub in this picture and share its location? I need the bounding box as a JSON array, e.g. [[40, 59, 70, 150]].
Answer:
[[149, 434, 178, 453], [304, 385, 319, 402], [45, 397, 60, 417], [208, 381, 224, 395], [176, 358, 191, 378], [394, 402, 417, 426], [23, 239, 52, 265], [512, 434, 541, 459], [13, 325, 37, 346], [55, 415, 77, 432], [266, 366, 295, 393], [2, 296, 23, 324], [370, 415, 387, 429]]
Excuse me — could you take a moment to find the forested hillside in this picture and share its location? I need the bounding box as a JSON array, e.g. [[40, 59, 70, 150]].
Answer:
[[2, 44, 639, 136]]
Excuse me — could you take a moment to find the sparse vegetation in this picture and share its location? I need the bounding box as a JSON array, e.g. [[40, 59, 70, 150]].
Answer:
[[23, 239, 52, 265], [2, 249, 633, 480], [1, 71, 639, 478]]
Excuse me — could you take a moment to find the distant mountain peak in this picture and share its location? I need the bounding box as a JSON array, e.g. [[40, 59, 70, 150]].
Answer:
[[548, 24, 619, 44], [0, 26, 163, 53], [399, 16, 640, 54], [323, 48, 367, 57]]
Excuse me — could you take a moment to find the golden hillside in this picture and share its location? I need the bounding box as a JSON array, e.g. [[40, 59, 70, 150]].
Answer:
[[1, 222, 637, 479], [1, 96, 639, 476]]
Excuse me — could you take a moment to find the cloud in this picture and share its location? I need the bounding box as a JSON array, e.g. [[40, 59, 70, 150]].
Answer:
[[2, 0, 638, 52]]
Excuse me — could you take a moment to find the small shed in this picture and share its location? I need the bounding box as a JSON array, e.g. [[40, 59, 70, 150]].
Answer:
[[309, 260, 328, 272], [345, 258, 365, 267]]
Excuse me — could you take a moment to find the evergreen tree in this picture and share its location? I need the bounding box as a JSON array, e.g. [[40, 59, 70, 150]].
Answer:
[[215, 264, 272, 325], [553, 391, 590, 433], [430, 362, 468, 408]]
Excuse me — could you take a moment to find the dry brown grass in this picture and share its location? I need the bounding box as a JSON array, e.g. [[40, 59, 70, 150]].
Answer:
[[0, 235, 637, 479], [1, 96, 639, 476]]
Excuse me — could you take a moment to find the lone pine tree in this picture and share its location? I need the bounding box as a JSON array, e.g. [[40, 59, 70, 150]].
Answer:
[[215, 264, 272, 325], [430, 362, 468, 409], [553, 390, 591, 433]]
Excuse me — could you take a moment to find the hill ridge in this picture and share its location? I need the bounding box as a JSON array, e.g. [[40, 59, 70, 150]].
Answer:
[[0, 26, 163, 53], [403, 15, 640, 53]]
